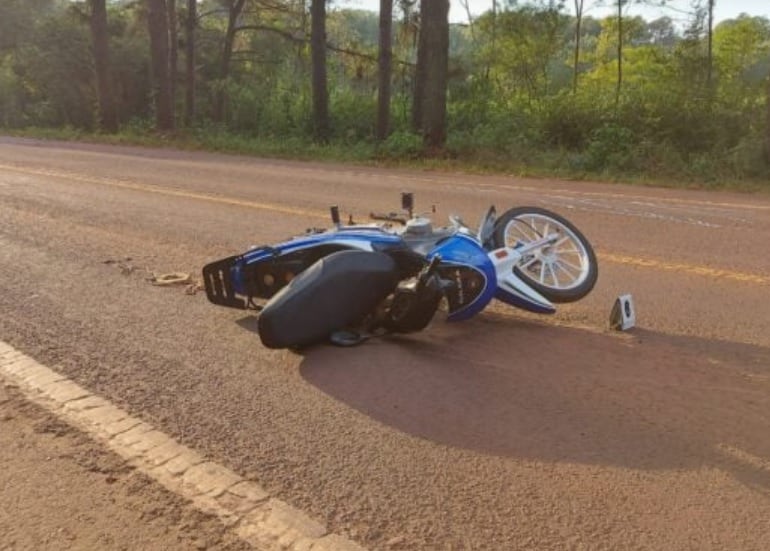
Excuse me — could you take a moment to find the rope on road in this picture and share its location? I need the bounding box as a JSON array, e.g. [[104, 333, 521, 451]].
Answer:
[[151, 272, 192, 286]]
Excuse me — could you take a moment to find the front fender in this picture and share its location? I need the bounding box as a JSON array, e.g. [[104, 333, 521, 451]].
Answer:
[[488, 247, 555, 314]]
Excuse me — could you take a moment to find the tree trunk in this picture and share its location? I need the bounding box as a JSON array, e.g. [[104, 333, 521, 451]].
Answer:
[[147, 0, 174, 131], [168, 0, 177, 116], [413, 0, 449, 150], [411, 0, 428, 132], [765, 75, 770, 165], [376, 0, 393, 142], [214, 0, 246, 123], [184, 0, 195, 125], [615, 0, 623, 112], [310, 0, 330, 142], [89, 0, 118, 132], [485, 0, 497, 80], [572, 0, 584, 94], [707, 0, 714, 94]]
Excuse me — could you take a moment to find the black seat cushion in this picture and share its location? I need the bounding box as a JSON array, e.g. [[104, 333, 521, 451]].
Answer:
[[258, 250, 399, 349]]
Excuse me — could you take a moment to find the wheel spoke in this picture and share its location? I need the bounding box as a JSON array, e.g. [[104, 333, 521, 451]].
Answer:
[[556, 257, 582, 272], [549, 263, 561, 287], [555, 244, 581, 255], [521, 256, 539, 270], [522, 220, 539, 239], [506, 211, 593, 295], [507, 221, 536, 245], [554, 261, 577, 283]]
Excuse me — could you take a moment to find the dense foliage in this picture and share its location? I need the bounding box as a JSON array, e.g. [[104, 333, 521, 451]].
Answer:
[[1, 0, 769, 183]]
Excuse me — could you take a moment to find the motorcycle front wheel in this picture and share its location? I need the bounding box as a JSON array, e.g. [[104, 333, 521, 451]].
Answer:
[[491, 206, 598, 303]]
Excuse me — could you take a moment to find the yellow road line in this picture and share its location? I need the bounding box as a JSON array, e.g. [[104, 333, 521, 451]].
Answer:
[[0, 163, 326, 219], [2, 162, 767, 285], [599, 253, 770, 285]]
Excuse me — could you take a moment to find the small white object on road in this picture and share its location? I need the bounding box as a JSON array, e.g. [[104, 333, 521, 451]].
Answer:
[[610, 294, 636, 331]]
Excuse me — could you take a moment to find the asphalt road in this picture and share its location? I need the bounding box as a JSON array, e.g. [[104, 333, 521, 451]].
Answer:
[[1, 137, 769, 550]]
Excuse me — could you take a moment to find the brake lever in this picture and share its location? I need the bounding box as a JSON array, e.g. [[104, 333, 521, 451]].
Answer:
[[417, 255, 442, 291]]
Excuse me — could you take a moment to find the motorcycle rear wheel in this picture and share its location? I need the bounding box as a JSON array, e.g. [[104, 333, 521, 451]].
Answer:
[[492, 206, 598, 303]]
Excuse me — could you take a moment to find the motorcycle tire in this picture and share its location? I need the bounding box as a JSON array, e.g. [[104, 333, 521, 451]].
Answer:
[[491, 206, 598, 303]]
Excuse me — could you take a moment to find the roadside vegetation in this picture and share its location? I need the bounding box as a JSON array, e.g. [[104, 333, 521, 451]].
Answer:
[[1, 1, 769, 190]]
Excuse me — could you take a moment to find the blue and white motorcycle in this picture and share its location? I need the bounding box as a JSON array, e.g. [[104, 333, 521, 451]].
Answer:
[[203, 193, 598, 348]]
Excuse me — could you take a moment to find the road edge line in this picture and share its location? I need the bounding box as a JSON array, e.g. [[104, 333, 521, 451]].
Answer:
[[0, 340, 365, 551]]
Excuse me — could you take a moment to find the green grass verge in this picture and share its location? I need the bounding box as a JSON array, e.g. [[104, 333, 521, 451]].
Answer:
[[5, 126, 769, 194]]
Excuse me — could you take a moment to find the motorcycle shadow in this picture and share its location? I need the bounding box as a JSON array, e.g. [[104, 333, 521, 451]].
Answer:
[[298, 314, 770, 487]]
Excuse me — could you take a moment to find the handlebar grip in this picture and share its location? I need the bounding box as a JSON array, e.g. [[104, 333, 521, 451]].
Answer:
[[369, 212, 406, 224]]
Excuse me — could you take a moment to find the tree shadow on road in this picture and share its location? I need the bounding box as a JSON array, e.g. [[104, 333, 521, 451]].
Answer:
[[299, 314, 770, 492]]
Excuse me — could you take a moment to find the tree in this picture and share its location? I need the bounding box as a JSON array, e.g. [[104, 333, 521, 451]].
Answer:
[[147, 0, 174, 130], [184, 0, 196, 124], [766, 75, 770, 164], [376, 0, 393, 141], [646, 16, 676, 47], [89, 0, 118, 132], [573, 0, 585, 93], [213, 0, 247, 122], [687, 0, 716, 95], [310, 0, 330, 141], [596, 0, 645, 109], [168, 0, 178, 113], [615, 0, 624, 110], [412, 0, 450, 150], [707, 0, 714, 91], [477, 3, 567, 99]]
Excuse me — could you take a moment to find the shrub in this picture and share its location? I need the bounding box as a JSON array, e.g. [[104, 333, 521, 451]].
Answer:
[[378, 130, 423, 159]]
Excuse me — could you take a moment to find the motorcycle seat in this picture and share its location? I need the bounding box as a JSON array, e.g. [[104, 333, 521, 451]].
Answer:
[[257, 250, 399, 349]]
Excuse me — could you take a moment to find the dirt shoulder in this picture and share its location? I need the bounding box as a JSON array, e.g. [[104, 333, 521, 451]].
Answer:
[[0, 381, 250, 551]]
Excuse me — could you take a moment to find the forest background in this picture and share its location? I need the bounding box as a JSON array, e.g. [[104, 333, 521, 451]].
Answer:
[[1, 0, 769, 188]]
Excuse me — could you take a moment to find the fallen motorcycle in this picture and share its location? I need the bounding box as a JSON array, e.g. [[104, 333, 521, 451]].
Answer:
[[203, 193, 598, 348]]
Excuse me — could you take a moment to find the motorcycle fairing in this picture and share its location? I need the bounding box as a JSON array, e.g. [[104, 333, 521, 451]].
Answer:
[[427, 233, 497, 321]]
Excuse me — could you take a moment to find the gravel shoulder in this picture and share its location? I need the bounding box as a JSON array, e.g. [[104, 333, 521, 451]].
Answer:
[[0, 382, 250, 551]]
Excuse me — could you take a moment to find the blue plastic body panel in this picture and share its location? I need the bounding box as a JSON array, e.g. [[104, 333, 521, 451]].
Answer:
[[426, 234, 497, 321], [232, 229, 404, 296]]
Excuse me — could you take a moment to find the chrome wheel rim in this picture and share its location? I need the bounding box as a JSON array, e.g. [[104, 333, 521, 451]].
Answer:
[[504, 214, 591, 291]]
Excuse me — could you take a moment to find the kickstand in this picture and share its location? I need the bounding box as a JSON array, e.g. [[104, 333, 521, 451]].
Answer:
[[246, 297, 263, 311]]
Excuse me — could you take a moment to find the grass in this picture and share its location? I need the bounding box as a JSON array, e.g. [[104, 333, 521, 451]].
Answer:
[[5, 125, 769, 194]]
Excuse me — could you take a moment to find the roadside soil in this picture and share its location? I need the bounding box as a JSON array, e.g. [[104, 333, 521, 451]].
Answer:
[[0, 381, 250, 551]]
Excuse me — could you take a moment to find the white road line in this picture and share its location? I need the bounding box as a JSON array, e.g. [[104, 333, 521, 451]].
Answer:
[[0, 340, 365, 551]]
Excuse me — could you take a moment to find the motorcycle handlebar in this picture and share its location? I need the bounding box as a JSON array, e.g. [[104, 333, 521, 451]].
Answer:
[[369, 212, 407, 224]]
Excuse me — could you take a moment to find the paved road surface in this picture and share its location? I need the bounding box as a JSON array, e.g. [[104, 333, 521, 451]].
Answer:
[[1, 137, 769, 549]]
